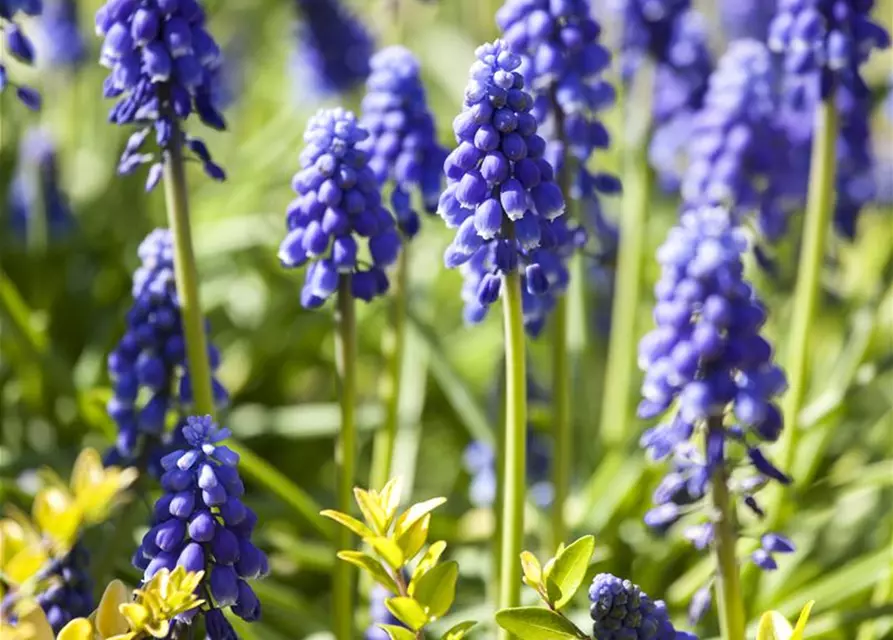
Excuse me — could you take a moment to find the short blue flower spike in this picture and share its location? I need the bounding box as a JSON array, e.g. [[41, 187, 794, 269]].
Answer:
[[1, 0, 43, 108], [589, 573, 698, 640]]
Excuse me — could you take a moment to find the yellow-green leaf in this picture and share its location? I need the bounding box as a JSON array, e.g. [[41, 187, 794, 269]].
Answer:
[[757, 601, 815, 640], [368, 536, 405, 570], [378, 478, 404, 524], [354, 488, 389, 534], [412, 540, 447, 583], [395, 514, 430, 563], [336, 551, 400, 594], [441, 621, 477, 640], [495, 607, 580, 639], [378, 624, 416, 640], [410, 561, 458, 620], [394, 497, 447, 537], [791, 601, 814, 639], [544, 535, 595, 609], [520, 551, 542, 590], [385, 597, 429, 631], [320, 510, 375, 539]]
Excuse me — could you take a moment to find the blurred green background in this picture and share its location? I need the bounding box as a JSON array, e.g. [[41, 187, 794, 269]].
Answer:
[[1, 0, 892, 638]]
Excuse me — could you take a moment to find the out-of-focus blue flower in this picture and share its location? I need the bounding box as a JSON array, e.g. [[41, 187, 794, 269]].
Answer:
[[638, 206, 792, 569], [106, 229, 228, 475], [278, 108, 401, 308], [8, 128, 75, 241], [95, 0, 227, 187], [0, 0, 43, 109], [681, 40, 793, 242], [35, 0, 85, 69], [359, 46, 446, 239], [721, 0, 777, 41], [134, 415, 268, 627], [768, 0, 890, 100], [463, 428, 552, 508], [291, 0, 373, 100], [439, 40, 566, 326], [589, 573, 698, 639], [612, 0, 691, 80], [366, 584, 405, 640], [35, 543, 93, 633]]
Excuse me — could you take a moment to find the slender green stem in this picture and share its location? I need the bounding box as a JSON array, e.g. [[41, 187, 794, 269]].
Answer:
[[162, 119, 215, 417], [776, 101, 839, 489], [333, 275, 358, 640], [708, 419, 746, 640], [371, 247, 408, 490], [497, 269, 528, 639]]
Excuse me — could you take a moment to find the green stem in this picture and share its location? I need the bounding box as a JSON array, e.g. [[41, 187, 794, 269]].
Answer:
[[371, 247, 407, 490], [333, 275, 357, 640], [162, 119, 215, 418], [598, 141, 651, 446], [497, 269, 528, 639], [709, 420, 746, 640], [550, 295, 570, 550], [776, 100, 839, 488]]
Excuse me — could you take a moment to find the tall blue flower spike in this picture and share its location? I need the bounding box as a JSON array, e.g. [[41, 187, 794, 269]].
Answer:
[[589, 573, 699, 640], [463, 429, 552, 508], [134, 416, 268, 630], [95, 0, 227, 188], [638, 207, 794, 614], [8, 128, 75, 241], [278, 108, 402, 308], [106, 229, 228, 476], [1, 0, 43, 108], [359, 45, 446, 239], [439, 40, 566, 332], [720, 0, 777, 41], [291, 0, 373, 100], [36, 0, 85, 69], [35, 543, 93, 633], [681, 40, 795, 243]]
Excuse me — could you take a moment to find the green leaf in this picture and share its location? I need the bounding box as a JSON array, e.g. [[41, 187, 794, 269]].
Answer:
[[411, 561, 458, 620], [385, 597, 429, 631], [791, 601, 815, 639], [320, 509, 374, 539], [354, 488, 389, 534], [368, 536, 405, 570], [395, 514, 430, 562], [494, 607, 580, 640], [520, 551, 543, 591], [412, 540, 447, 583], [394, 497, 447, 537], [440, 621, 477, 640], [544, 535, 595, 609], [378, 624, 416, 640], [758, 611, 794, 640], [335, 551, 399, 594]]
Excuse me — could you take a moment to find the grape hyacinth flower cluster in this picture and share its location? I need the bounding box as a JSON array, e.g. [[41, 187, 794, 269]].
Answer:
[[768, 0, 890, 100], [638, 207, 792, 561], [36, 0, 85, 70], [34, 543, 94, 633], [359, 45, 446, 239], [439, 40, 566, 325], [133, 416, 268, 629], [589, 573, 698, 640], [8, 128, 75, 241], [681, 40, 793, 243], [278, 108, 402, 308], [720, 0, 777, 41], [1, 0, 43, 108], [366, 584, 404, 640], [463, 429, 552, 508], [106, 229, 228, 474], [291, 0, 372, 100], [95, 0, 227, 188]]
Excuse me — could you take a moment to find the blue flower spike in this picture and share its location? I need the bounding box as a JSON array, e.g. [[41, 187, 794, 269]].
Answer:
[[590, 573, 699, 640], [1, 0, 44, 109]]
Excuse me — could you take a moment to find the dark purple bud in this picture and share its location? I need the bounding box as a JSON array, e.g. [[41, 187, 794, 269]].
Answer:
[[761, 533, 795, 554], [188, 510, 217, 542], [155, 519, 186, 552], [751, 548, 777, 571], [210, 565, 239, 607], [169, 491, 197, 518], [232, 580, 261, 621], [177, 542, 205, 573], [211, 527, 241, 565]]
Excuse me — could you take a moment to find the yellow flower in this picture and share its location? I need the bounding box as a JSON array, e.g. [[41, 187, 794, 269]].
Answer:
[[0, 514, 49, 589], [757, 601, 814, 640], [1, 600, 55, 640]]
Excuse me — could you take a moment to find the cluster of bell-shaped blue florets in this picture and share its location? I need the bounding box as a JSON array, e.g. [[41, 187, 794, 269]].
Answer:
[[359, 46, 446, 239], [589, 573, 698, 640], [439, 40, 566, 324], [769, 0, 890, 100], [106, 229, 228, 473], [681, 40, 793, 242], [134, 415, 268, 626], [720, 0, 777, 41], [0, 0, 43, 108], [35, 543, 94, 633], [36, 0, 86, 70], [95, 0, 227, 187], [291, 0, 372, 100], [279, 108, 402, 308], [638, 206, 792, 556]]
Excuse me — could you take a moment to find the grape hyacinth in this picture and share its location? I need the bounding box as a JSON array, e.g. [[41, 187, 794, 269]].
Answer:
[[681, 40, 794, 243], [0, 0, 42, 108], [8, 128, 75, 241], [106, 229, 228, 474], [278, 108, 401, 308], [366, 584, 404, 640], [291, 0, 372, 100], [95, 0, 227, 187], [720, 0, 777, 42], [133, 415, 268, 627], [359, 45, 446, 239], [35, 543, 94, 633], [439, 40, 566, 323], [35, 0, 85, 70], [638, 206, 792, 563], [589, 573, 698, 640], [463, 429, 552, 508]]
